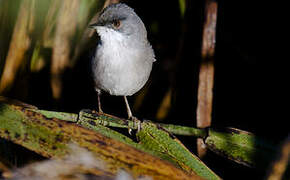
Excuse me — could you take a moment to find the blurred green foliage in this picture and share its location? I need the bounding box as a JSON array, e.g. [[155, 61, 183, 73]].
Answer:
[[179, 0, 186, 18], [0, 0, 104, 97], [0, 0, 21, 76]]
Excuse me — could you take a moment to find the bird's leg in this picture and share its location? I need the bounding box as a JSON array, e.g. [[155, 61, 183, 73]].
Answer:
[[97, 90, 103, 114], [124, 96, 138, 135], [124, 96, 134, 119]]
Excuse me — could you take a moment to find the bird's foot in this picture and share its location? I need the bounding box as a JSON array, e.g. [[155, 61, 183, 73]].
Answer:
[[128, 116, 141, 135], [92, 106, 103, 115], [90, 109, 104, 117], [98, 109, 104, 115]]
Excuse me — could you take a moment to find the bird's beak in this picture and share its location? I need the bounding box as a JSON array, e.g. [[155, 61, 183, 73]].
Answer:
[[89, 23, 98, 29], [89, 22, 103, 29]]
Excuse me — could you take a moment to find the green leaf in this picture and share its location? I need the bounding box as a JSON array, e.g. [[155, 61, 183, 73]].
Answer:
[[205, 127, 277, 169], [137, 121, 221, 179]]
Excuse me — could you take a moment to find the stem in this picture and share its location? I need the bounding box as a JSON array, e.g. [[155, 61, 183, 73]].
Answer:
[[32, 109, 208, 138], [157, 123, 207, 138], [196, 0, 218, 157]]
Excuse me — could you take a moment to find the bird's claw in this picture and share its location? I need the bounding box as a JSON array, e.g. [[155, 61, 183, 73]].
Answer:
[[127, 116, 141, 135]]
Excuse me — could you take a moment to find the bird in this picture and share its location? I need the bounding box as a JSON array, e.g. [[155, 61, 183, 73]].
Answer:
[[89, 3, 155, 120]]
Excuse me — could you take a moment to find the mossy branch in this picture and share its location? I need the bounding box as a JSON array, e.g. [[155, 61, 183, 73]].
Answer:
[[0, 97, 209, 179], [0, 96, 282, 179]]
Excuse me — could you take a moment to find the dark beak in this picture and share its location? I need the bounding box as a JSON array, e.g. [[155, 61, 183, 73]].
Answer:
[[89, 22, 103, 28], [89, 23, 98, 28]]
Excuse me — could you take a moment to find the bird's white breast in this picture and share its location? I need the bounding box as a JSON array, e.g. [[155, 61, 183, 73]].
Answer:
[[93, 27, 153, 96]]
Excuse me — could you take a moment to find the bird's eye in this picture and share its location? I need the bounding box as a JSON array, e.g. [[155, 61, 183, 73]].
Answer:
[[112, 20, 121, 29]]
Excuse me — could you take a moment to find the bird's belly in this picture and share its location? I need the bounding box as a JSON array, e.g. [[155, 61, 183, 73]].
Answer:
[[93, 55, 152, 96]]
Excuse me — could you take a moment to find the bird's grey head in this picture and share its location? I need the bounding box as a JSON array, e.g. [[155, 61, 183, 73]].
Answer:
[[90, 3, 147, 43]]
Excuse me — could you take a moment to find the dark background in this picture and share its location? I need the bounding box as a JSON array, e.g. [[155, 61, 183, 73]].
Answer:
[[1, 0, 288, 179]]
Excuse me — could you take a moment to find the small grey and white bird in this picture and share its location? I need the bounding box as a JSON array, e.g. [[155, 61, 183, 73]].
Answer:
[[90, 3, 155, 119]]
